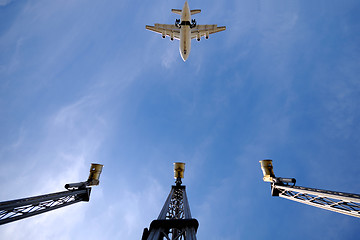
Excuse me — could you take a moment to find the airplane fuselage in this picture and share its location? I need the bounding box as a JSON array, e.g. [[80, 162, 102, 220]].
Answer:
[[179, 1, 191, 61]]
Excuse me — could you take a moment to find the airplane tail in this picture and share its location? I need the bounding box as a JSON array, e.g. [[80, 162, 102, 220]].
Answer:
[[172, 9, 201, 15], [190, 9, 201, 15], [171, 9, 182, 15]]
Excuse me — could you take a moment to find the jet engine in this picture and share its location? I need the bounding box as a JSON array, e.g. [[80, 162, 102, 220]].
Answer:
[[162, 32, 166, 38], [170, 32, 174, 41], [197, 33, 201, 41], [205, 32, 209, 39]]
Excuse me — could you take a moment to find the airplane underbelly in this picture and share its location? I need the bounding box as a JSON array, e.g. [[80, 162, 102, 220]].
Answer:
[[179, 27, 191, 61]]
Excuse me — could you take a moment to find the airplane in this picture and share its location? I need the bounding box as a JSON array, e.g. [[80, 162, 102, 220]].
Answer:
[[145, 1, 226, 61]]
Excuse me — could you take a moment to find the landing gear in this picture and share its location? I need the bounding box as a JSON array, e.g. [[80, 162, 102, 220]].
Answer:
[[190, 19, 197, 28], [175, 19, 180, 28]]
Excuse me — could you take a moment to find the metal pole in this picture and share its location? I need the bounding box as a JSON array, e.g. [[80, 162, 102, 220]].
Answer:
[[0, 163, 103, 225], [142, 163, 199, 240], [0, 188, 90, 225], [260, 159, 360, 218], [273, 184, 360, 218]]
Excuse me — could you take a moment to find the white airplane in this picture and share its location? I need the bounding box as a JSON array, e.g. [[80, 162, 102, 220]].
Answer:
[[146, 1, 226, 61]]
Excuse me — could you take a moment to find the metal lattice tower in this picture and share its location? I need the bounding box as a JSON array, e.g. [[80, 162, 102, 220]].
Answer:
[[0, 163, 103, 225], [142, 162, 199, 240], [259, 160, 360, 218]]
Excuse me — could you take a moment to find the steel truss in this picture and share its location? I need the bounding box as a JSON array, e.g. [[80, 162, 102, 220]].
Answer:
[[0, 188, 90, 225], [272, 184, 360, 218], [143, 184, 198, 240]]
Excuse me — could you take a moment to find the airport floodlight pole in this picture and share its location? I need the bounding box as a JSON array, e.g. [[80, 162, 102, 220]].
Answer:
[[142, 162, 199, 240], [259, 160, 360, 218], [0, 163, 103, 225]]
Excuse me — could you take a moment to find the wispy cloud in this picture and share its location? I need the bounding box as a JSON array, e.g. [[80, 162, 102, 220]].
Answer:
[[0, 90, 110, 238], [0, 0, 12, 6], [161, 44, 179, 68]]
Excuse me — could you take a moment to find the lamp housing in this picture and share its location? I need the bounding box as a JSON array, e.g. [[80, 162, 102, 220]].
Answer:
[[87, 163, 103, 186], [174, 162, 185, 179], [259, 159, 275, 182]]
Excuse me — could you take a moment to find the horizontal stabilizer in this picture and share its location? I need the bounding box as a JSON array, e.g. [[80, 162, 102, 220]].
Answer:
[[190, 9, 201, 15], [171, 9, 182, 15]]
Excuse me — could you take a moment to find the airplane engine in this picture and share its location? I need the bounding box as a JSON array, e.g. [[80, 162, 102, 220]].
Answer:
[[170, 33, 174, 41], [162, 32, 166, 38], [205, 32, 209, 39], [197, 33, 201, 41]]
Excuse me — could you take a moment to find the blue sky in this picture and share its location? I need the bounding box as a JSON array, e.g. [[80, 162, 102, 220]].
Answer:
[[1, 0, 359, 239]]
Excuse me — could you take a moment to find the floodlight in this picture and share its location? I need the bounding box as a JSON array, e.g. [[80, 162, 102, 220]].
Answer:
[[87, 163, 104, 186], [259, 159, 275, 182], [174, 162, 185, 179]]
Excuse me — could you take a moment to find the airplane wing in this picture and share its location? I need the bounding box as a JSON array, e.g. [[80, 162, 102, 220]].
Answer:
[[145, 24, 180, 40], [190, 25, 226, 40]]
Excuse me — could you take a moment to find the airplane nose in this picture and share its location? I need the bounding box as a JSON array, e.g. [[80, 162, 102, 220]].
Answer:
[[181, 52, 188, 61], [179, 47, 189, 61]]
